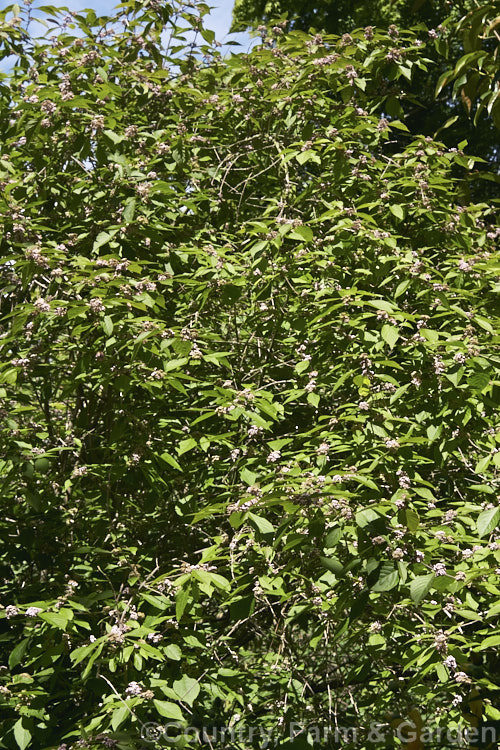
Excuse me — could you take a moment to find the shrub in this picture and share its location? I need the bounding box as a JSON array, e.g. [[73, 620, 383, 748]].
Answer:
[[0, 1, 499, 748]]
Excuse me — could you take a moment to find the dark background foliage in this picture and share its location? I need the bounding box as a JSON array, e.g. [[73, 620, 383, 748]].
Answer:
[[231, 0, 500, 199]]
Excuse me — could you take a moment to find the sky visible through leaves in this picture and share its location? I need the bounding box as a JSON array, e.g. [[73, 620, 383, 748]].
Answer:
[[0, 0, 255, 63]]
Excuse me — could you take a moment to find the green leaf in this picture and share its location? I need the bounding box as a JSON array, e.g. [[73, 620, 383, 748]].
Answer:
[[164, 644, 182, 661], [409, 574, 435, 603], [394, 280, 410, 298], [307, 392, 320, 407], [295, 359, 310, 374], [177, 438, 197, 456], [470, 484, 494, 494], [163, 357, 188, 372], [193, 570, 230, 595], [248, 512, 275, 534], [70, 641, 102, 667], [200, 27, 215, 44], [289, 225, 313, 242], [477, 635, 500, 651], [475, 456, 491, 473], [475, 315, 494, 333], [175, 585, 191, 621], [436, 662, 448, 683], [320, 556, 344, 576], [172, 675, 200, 706], [435, 69, 454, 97], [485, 705, 500, 720], [159, 452, 182, 471], [404, 508, 420, 532], [355, 508, 380, 528], [9, 638, 29, 669], [324, 526, 342, 548], [154, 700, 184, 720], [103, 129, 124, 144], [421, 329, 440, 343], [388, 119, 409, 131], [13, 719, 31, 750], [39, 610, 73, 629], [123, 197, 136, 223], [434, 115, 458, 137], [240, 467, 258, 485], [92, 230, 116, 252], [81, 643, 104, 678], [102, 316, 114, 336], [296, 150, 320, 165], [477, 507, 500, 538], [381, 324, 399, 349], [140, 593, 169, 610], [111, 704, 129, 730], [397, 560, 408, 584], [426, 425, 441, 442], [389, 205, 404, 220], [371, 563, 399, 592]]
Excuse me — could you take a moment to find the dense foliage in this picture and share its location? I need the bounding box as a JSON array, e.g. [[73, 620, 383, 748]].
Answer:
[[231, 0, 500, 189], [230, 0, 471, 37], [0, 1, 499, 749]]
